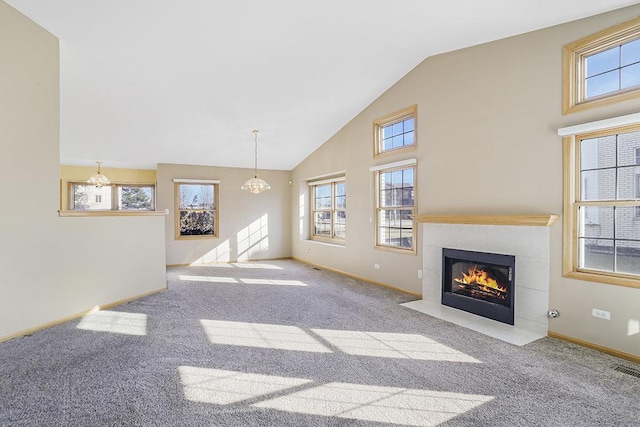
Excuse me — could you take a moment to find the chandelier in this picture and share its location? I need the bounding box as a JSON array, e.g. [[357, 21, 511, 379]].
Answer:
[[241, 130, 271, 194], [87, 161, 110, 187]]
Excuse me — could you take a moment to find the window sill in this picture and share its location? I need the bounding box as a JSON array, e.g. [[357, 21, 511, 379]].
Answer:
[[563, 89, 640, 115], [564, 270, 640, 289], [176, 235, 218, 240], [59, 210, 166, 217], [375, 245, 417, 255], [374, 144, 417, 160]]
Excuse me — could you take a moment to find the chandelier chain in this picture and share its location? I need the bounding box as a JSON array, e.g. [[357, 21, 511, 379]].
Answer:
[[253, 130, 258, 176], [241, 129, 271, 194]]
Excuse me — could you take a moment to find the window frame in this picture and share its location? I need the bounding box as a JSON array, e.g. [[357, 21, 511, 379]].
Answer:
[[562, 123, 640, 289], [68, 181, 156, 211], [174, 180, 219, 240], [636, 172, 640, 218], [373, 160, 417, 254], [373, 105, 417, 158], [635, 146, 640, 219], [309, 176, 346, 244], [563, 17, 640, 115]]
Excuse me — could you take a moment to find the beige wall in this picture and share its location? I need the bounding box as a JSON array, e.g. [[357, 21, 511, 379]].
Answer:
[[0, 2, 166, 340], [157, 163, 292, 265], [292, 5, 640, 356]]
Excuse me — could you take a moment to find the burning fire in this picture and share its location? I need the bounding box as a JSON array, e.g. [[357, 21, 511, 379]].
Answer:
[[454, 264, 507, 297]]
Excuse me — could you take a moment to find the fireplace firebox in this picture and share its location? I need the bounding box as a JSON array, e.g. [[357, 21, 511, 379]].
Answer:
[[442, 248, 515, 325]]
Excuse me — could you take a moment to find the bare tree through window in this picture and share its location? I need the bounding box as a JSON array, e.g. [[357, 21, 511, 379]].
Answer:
[[176, 182, 217, 238]]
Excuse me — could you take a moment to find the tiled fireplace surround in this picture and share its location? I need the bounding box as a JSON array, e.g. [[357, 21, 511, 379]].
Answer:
[[402, 215, 558, 346]]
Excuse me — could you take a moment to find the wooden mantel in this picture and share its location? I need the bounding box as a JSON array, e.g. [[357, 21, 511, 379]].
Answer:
[[413, 214, 559, 227]]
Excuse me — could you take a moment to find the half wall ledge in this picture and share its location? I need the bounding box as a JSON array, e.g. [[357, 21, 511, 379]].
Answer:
[[413, 214, 559, 227], [59, 210, 166, 217]]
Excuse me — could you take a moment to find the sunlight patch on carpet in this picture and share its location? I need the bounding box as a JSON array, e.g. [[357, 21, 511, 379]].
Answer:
[[179, 275, 307, 286], [200, 320, 332, 353], [178, 367, 494, 426], [77, 310, 147, 336], [231, 263, 282, 269], [254, 382, 494, 426], [182, 262, 282, 269], [179, 366, 311, 405], [239, 278, 307, 286], [179, 275, 239, 283], [310, 329, 481, 363], [189, 263, 234, 268]]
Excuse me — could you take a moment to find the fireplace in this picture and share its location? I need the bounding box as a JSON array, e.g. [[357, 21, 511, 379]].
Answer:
[[442, 248, 515, 325]]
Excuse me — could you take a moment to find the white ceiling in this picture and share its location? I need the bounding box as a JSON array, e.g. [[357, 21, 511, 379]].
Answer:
[[6, 0, 639, 170]]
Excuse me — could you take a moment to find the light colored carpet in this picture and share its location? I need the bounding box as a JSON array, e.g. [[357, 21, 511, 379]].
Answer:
[[0, 259, 638, 426]]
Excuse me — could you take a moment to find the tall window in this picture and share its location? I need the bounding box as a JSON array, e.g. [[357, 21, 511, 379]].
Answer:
[[175, 180, 218, 240], [373, 105, 417, 157], [563, 124, 640, 287], [563, 17, 640, 114], [374, 162, 416, 252], [310, 177, 346, 242], [70, 183, 155, 211]]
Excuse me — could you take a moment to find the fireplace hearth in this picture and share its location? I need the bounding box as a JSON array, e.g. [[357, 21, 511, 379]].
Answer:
[[442, 248, 515, 325]]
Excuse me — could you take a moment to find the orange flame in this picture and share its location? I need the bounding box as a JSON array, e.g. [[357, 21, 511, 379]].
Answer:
[[454, 265, 507, 294]]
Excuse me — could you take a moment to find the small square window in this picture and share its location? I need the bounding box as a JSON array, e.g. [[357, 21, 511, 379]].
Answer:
[[373, 106, 417, 157], [563, 17, 640, 114]]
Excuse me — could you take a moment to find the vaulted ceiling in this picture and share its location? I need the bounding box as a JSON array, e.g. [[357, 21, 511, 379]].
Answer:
[[7, 0, 639, 170]]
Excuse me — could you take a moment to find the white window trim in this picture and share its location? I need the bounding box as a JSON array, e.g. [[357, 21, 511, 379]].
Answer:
[[308, 176, 346, 187], [369, 158, 417, 172], [558, 112, 640, 136], [306, 170, 346, 183]]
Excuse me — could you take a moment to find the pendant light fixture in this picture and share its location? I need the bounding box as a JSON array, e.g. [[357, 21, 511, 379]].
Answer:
[[241, 130, 271, 194], [87, 161, 111, 187]]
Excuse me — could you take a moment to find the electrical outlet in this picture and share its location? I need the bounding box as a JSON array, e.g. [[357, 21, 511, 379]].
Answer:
[[592, 308, 611, 320], [374, 264, 380, 269], [417, 269, 423, 279]]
